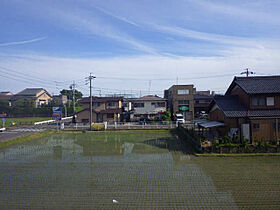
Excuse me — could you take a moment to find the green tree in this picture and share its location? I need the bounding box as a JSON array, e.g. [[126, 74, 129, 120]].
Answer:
[[60, 89, 83, 102], [162, 109, 172, 121]]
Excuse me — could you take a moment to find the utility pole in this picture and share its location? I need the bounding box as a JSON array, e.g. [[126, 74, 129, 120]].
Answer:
[[70, 81, 76, 115], [87, 73, 96, 130], [241, 68, 255, 77]]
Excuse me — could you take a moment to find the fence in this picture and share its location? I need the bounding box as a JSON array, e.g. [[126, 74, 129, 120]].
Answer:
[[62, 121, 185, 131]]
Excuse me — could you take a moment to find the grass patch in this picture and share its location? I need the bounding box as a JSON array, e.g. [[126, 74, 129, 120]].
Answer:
[[2, 117, 51, 127], [0, 130, 55, 149], [196, 153, 280, 157]]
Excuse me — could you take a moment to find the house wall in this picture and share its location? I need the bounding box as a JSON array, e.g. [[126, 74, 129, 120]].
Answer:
[[133, 101, 166, 115], [230, 86, 250, 108], [250, 118, 279, 142], [209, 107, 248, 137], [35, 91, 52, 107], [167, 85, 194, 120], [249, 94, 280, 110], [76, 110, 97, 123]]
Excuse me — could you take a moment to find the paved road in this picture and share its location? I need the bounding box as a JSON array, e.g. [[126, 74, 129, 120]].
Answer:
[[0, 126, 47, 143]]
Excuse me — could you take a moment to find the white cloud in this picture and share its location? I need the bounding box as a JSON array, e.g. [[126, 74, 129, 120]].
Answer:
[[0, 37, 46, 47], [1, 45, 280, 96]]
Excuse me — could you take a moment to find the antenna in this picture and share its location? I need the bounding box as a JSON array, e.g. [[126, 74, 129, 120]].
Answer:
[[241, 68, 255, 77]]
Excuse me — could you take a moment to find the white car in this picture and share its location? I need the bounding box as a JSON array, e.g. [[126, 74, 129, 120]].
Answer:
[[175, 114, 185, 124]]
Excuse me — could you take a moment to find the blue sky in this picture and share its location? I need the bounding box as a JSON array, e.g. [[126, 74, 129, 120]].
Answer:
[[1, 0, 280, 96]]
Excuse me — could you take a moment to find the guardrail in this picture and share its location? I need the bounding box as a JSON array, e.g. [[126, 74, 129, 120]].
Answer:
[[34, 116, 74, 125], [0, 128, 6, 132]]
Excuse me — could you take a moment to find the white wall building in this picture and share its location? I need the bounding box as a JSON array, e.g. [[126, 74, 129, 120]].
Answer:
[[132, 95, 167, 119]]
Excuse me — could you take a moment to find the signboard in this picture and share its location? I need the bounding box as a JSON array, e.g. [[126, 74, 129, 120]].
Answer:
[[2, 118, 5, 122], [179, 105, 189, 111], [0, 112, 7, 118], [52, 107, 62, 120]]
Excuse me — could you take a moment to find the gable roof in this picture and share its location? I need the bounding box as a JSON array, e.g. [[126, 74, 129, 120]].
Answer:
[[133, 95, 166, 101], [16, 88, 45, 96], [210, 95, 248, 118], [226, 76, 280, 95]]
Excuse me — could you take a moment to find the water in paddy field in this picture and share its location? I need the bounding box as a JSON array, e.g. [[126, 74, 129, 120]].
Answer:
[[0, 131, 280, 209]]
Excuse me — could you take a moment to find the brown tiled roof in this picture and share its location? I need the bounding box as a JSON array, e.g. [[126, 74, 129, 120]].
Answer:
[[226, 76, 280, 95], [80, 97, 123, 103]]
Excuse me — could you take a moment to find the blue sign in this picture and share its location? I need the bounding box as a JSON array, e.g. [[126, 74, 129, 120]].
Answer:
[[2, 118, 5, 122], [52, 107, 62, 120]]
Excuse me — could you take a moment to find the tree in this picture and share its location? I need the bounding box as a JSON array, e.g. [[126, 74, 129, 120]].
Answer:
[[60, 89, 83, 102]]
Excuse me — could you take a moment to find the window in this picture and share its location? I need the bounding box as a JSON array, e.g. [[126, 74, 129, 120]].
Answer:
[[108, 102, 116, 106], [253, 123, 260, 130], [267, 97, 274, 106], [178, 100, 189, 105], [151, 102, 165, 107], [252, 96, 266, 106], [177, 89, 189, 95], [93, 102, 100, 107], [134, 103, 144, 108]]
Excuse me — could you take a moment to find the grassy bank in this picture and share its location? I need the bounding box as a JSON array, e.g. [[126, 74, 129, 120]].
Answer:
[[1, 117, 51, 127], [196, 153, 280, 157], [0, 130, 55, 149]]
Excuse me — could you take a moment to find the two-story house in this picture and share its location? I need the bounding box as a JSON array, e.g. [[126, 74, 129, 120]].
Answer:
[[131, 95, 167, 120], [11, 88, 52, 108], [76, 97, 123, 123], [209, 76, 280, 142]]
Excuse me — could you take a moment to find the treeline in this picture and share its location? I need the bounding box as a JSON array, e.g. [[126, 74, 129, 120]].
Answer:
[[0, 99, 77, 118]]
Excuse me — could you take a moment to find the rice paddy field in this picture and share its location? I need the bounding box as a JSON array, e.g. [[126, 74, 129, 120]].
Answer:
[[0, 130, 280, 209]]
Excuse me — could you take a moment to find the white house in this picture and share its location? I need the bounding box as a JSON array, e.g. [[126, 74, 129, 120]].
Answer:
[[132, 95, 167, 120]]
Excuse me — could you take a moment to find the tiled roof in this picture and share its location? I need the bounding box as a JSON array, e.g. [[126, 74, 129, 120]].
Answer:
[[16, 88, 44, 96], [80, 97, 123, 103], [226, 76, 280, 94], [133, 95, 166, 101], [212, 95, 280, 118]]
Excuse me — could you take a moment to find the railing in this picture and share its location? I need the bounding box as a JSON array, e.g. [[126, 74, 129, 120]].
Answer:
[[34, 116, 74, 125], [61, 121, 194, 130]]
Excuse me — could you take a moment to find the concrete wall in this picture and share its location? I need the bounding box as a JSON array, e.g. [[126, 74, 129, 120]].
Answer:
[[133, 101, 166, 115]]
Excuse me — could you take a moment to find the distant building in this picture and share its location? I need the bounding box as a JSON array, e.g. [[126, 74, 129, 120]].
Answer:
[[164, 85, 194, 121], [76, 97, 123, 123], [52, 95, 68, 106], [11, 88, 52, 108], [209, 76, 280, 142], [131, 95, 167, 120], [0, 91, 13, 100], [193, 90, 213, 115]]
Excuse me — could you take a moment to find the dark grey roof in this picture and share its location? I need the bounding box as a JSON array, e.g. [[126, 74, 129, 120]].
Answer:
[[16, 88, 44, 96], [212, 95, 280, 118], [213, 95, 248, 117], [248, 109, 280, 118], [226, 76, 280, 95], [194, 94, 213, 100]]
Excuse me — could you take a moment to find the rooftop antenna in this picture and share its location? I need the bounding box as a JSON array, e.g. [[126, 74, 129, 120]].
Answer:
[[241, 68, 255, 77]]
